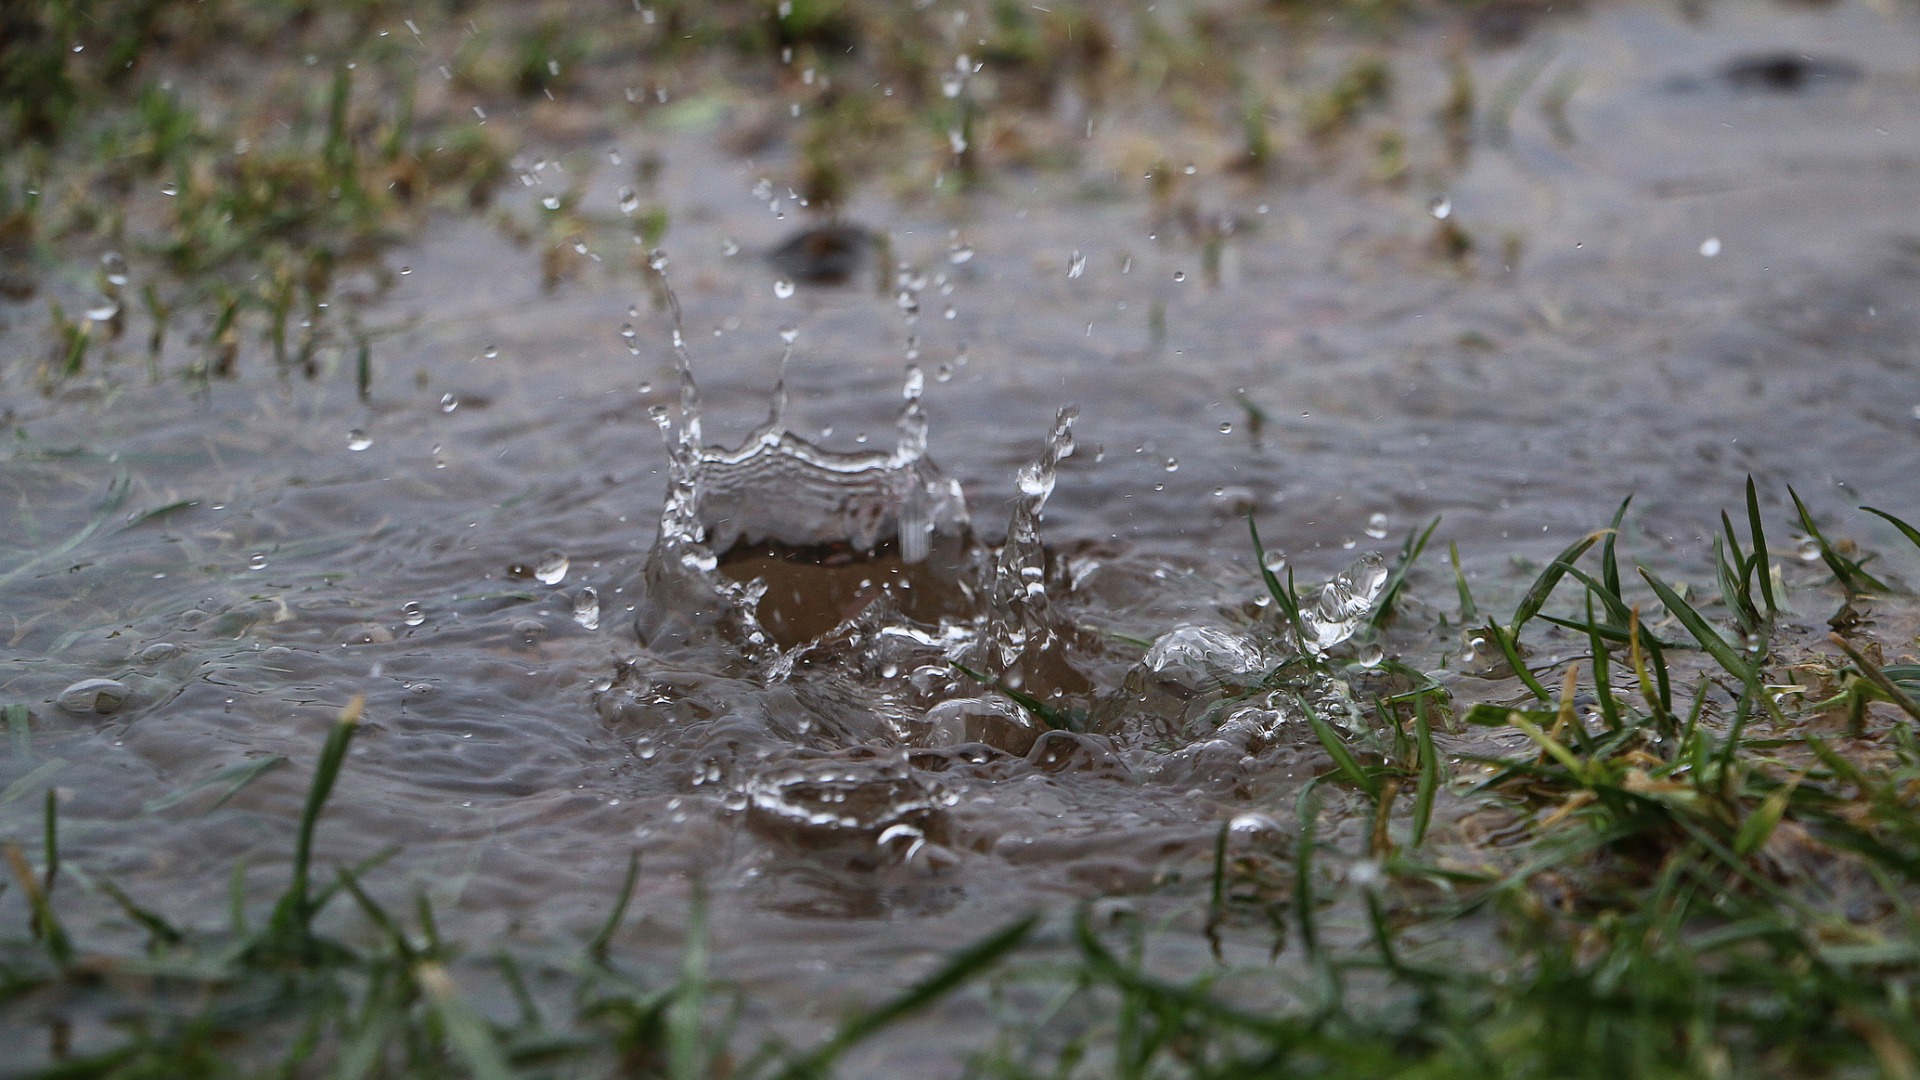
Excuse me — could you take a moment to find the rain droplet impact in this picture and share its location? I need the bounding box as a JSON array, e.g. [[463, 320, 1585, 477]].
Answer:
[[773, 278, 796, 299], [1067, 250, 1087, 279], [57, 678, 131, 715], [534, 549, 570, 585], [346, 429, 372, 451], [402, 601, 426, 627], [1302, 553, 1389, 654], [572, 587, 601, 630], [1428, 195, 1452, 220], [1365, 512, 1390, 539]]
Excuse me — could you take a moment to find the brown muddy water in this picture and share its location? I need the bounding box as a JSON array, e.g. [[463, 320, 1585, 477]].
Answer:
[[3, 0, 1920, 1073]]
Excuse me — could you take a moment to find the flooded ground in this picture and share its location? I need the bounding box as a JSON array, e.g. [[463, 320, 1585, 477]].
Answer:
[[3, 0, 1920, 1073]]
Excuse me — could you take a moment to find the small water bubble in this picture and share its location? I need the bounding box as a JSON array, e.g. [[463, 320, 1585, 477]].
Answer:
[[1365, 512, 1389, 539], [402, 601, 426, 627], [439, 392, 459, 413], [513, 617, 547, 642], [1699, 236, 1722, 257], [1172, 270, 1186, 282], [138, 642, 181, 664], [1428, 195, 1452, 220], [617, 185, 640, 214], [773, 277, 796, 299], [1182, 162, 1197, 175], [1067, 250, 1086, 279], [572, 587, 601, 630], [346, 429, 372, 451], [57, 678, 130, 715], [1355, 640, 1385, 668], [100, 251, 129, 286], [526, 549, 571, 586], [248, 553, 268, 571]]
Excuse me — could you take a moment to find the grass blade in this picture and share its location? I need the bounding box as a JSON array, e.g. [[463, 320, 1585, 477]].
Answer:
[[1638, 568, 1752, 682], [273, 697, 362, 939], [589, 850, 642, 966], [1368, 515, 1440, 630], [1791, 486, 1889, 596], [1301, 697, 1381, 799], [1509, 533, 1600, 637], [1861, 505, 1920, 557], [143, 755, 286, 815], [1411, 694, 1439, 848], [1747, 477, 1777, 616], [1250, 513, 1306, 640], [1602, 495, 1632, 600]]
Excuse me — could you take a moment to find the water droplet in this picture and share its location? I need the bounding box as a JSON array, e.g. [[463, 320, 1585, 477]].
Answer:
[[1428, 195, 1452, 220], [779, 325, 799, 345], [138, 642, 181, 664], [943, 305, 957, 320], [1172, 270, 1186, 282], [483, 345, 499, 359], [439, 393, 459, 413], [346, 429, 372, 451], [85, 297, 119, 322], [1796, 536, 1822, 562], [1164, 457, 1179, 472], [1262, 550, 1287, 573], [534, 549, 570, 585], [617, 185, 640, 214], [402, 601, 426, 626], [948, 242, 974, 265], [160, 182, 178, 196], [572, 587, 601, 630], [398, 265, 412, 275], [721, 236, 740, 257], [773, 278, 796, 299], [248, 553, 269, 570], [619, 323, 640, 353], [541, 194, 561, 210], [1699, 236, 1722, 257], [57, 678, 131, 715], [1355, 640, 1385, 668], [1365, 512, 1389, 539], [1067, 250, 1087, 279], [100, 251, 128, 286], [1217, 422, 1233, 434]]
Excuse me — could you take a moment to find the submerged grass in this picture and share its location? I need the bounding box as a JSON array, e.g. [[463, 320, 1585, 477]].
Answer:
[[6, 480, 1920, 1076]]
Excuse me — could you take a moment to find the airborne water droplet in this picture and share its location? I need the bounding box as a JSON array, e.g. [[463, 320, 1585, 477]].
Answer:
[[101, 251, 129, 286], [773, 278, 796, 299], [439, 393, 459, 413], [1067, 250, 1087, 279], [1365, 512, 1389, 539], [1428, 195, 1452, 220], [617, 185, 640, 214], [534, 549, 570, 585], [346, 429, 372, 451], [1699, 236, 1722, 257], [542, 194, 561, 210], [402, 601, 426, 627], [85, 297, 120, 322], [248, 553, 268, 570], [572, 586, 601, 630], [620, 323, 640, 353], [1172, 270, 1186, 282]]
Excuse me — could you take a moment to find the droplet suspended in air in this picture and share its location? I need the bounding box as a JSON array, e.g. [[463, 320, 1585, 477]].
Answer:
[[1067, 250, 1087, 279], [534, 549, 570, 585], [1428, 195, 1452, 220], [1699, 236, 1722, 257], [101, 251, 129, 286], [1172, 270, 1186, 282], [773, 278, 796, 299], [439, 392, 459, 413], [346, 429, 372, 451], [1365, 512, 1390, 539], [85, 297, 119, 322], [617, 185, 640, 214], [402, 601, 426, 627], [619, 323, 640, 354], [573, 586, 601, 630]]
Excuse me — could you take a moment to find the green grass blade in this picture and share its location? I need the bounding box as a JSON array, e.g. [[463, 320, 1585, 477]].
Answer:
[[1450, 541, 1479, 624], [777, 914, 1038, 1079], [1747, 477, 1777, 616], [1602, 495, 1632, 600], [1301, 698, 1381, 799], [1249, 513, 1306, 639], [668, 883, 709, 1080], [1861, 505, 1920, 558], [1411, 695, 1439, 848], [589, 851, 641, 966], [1829, 633, 1920, 726], [1638, 569, 1751, 682], [1791, 486, 1889, 596], [1368, 515, 1440, 630], [1489, 624, 1553, 702], [419, 963, 518, 1080], [275, 698, 362, 938], [1509, 533, 1600, 637], [143, 755, 286, 815]]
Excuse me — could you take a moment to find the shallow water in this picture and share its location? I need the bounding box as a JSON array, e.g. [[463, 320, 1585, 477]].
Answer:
[[3, 0, 1920, 1071]]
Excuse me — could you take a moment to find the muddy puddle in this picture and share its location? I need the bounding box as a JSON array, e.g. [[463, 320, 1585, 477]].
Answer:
[[3, 0, 1920, 1072]]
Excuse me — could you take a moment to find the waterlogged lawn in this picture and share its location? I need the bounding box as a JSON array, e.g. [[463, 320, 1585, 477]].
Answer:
[[6, 0, 1920, 1076]]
